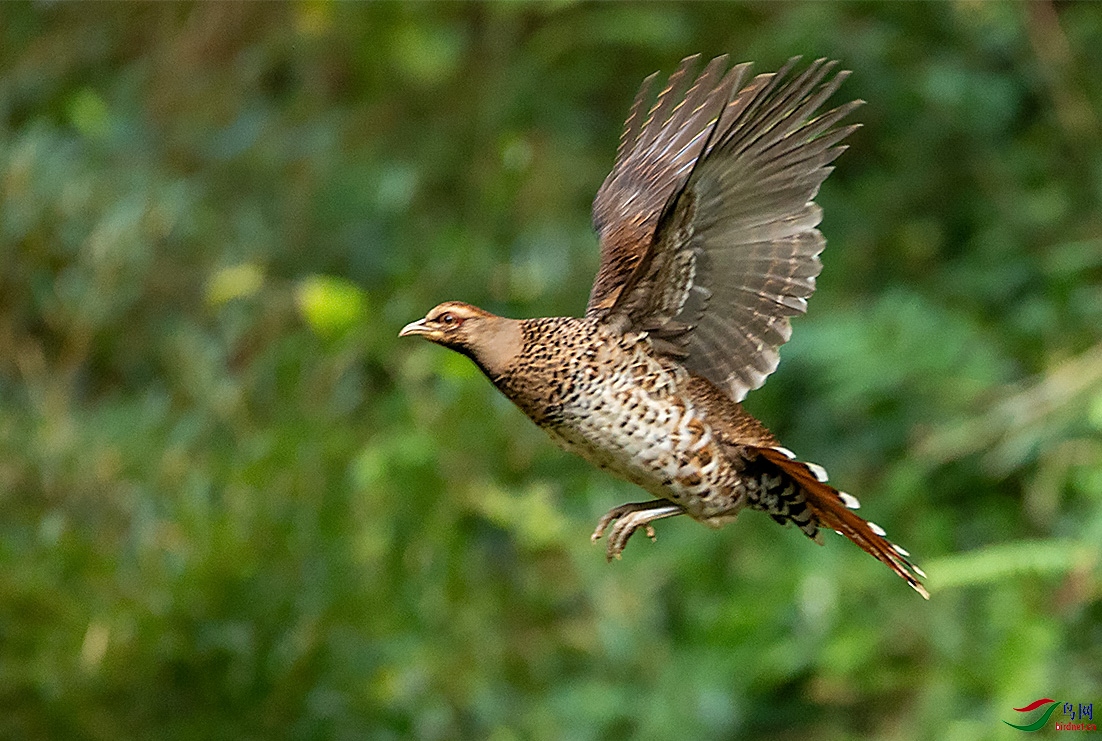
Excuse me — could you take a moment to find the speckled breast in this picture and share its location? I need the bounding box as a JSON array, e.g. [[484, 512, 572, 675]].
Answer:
[[497, 318, 746, 520]]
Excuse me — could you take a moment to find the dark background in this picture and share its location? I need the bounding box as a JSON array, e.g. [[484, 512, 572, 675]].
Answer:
[[1, 3, 1099, 739]]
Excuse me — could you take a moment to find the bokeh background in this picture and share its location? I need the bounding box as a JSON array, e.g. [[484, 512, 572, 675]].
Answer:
[[1, 3, 1100, 739]]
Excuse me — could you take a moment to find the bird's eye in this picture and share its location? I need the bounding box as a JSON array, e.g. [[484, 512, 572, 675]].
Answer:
[[440, 312, 456, 325]]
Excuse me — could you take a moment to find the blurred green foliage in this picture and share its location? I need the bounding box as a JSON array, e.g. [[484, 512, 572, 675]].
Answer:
[[1, 3, 1100, 740]]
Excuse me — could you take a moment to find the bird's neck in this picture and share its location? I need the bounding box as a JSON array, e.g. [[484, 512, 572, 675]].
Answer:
[[462, 315, 525, 383], [484, 316, 594, 425]]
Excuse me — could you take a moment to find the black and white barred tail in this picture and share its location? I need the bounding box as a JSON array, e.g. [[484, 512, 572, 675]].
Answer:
[[749, 445, 929, 599]]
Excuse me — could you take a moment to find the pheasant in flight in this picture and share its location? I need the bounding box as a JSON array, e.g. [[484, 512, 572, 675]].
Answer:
[[400, 55, 928, 598]]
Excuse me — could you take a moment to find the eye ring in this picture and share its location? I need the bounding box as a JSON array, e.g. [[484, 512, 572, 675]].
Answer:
[[441, 312, 456, 325]]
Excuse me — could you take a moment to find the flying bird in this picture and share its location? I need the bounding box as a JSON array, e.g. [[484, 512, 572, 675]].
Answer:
[[400, 55, 928, 598]]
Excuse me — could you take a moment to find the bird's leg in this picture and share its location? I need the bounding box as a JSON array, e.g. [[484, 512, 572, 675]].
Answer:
[[591, 501, 685, 561]]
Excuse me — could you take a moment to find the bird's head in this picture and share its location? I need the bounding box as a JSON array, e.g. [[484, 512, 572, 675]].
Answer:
[[399, 301, 522, 377]]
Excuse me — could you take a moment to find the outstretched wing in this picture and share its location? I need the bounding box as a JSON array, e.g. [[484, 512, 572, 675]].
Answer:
[[587, 56, 861, 402], [587, 55, 749, 319]]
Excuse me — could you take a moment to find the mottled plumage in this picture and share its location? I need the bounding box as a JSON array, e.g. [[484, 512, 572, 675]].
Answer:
[[400, 56, 928, 598]]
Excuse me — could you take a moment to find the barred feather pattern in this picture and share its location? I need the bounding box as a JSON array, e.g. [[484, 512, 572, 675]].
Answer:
[[588, 55, 863, 403], [489, 318, 928, 598], [402, 56, 927, 599], [754, 446, 929, 598]]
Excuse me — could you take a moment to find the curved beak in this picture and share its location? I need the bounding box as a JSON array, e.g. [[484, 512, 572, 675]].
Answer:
[[398, 318, 433, 338]]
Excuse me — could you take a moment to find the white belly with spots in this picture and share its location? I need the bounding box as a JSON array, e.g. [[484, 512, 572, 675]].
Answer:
[[546, 346, 741, 518]]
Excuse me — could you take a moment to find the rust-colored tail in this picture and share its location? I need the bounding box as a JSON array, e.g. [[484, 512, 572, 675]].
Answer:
[[757, 446, 929, 599]]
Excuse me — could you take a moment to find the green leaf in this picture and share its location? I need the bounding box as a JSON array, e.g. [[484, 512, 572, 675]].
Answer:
[[67, 88, 109, 140], [295, 274, 368, 338]]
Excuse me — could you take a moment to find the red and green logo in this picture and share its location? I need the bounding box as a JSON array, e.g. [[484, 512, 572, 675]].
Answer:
[[1004, 699, 1096, 732], [1005, 699, 1061, 732]]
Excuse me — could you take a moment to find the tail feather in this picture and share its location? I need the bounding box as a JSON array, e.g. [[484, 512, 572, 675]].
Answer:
[[756, 446, 929, 599]]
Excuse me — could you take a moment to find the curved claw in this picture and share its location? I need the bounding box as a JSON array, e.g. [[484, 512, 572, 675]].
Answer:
[[591, 502, 658, 542], [591, 501, 685, 560]]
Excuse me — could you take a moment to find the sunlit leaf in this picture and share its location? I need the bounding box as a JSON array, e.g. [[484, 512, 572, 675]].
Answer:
[[295, 274, 368, 337], [206, 263, 264, 307]]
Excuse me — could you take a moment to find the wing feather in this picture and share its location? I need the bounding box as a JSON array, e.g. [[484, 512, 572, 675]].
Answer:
[[615, 72, 658, 166], [588, 56, 861, 401], [588, 57, 750, 318]]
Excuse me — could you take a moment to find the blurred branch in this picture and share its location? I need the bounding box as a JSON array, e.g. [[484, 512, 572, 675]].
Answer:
[[1025, 0, 1101, 145], [925, 537, 1098, 591], [917, 342, 1102, 472]]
